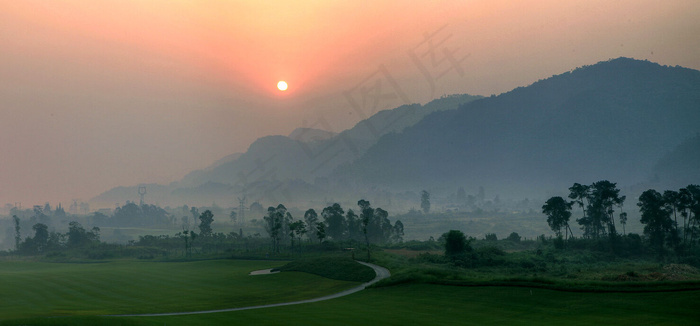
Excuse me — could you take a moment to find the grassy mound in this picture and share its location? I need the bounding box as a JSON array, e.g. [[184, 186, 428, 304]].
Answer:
[[276, 257, 375, 282]]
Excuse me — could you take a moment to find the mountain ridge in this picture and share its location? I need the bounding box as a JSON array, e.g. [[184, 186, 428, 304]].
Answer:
[[91, 94, 482, 206], [336, 57, 700, 198]]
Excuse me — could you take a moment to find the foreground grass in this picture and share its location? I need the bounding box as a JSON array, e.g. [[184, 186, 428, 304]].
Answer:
[[5, 283, 697, 325], [3, 251, 699, 325], [370, 248, 700, 292], [0, 259, 358, 320]]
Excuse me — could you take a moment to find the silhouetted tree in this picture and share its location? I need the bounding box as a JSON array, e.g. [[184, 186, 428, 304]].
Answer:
[[588, 180, 626, 238], [264, 204, 290, 252], [12, 215, 20, 251], [372, 207, 392, 244], [421, 190, 431, 214], [43, 203, 52, 216], [304, 209, 319, 243], [322, 203, 346, 240], [506, 232, 521, 242], [53, 204, 66, 220], [315, 222, 326, 244], [198, 210, 214, 237], [250, 201, 264, 216], [32, 223, 49, 252], [67, 221, 99, 248], [569, 183, 590, 237], [190, 207, 199, 228], [346, 209, 363, 241], [358, 199, 373, 261], [289, 220, 306, 248], [444, 230, 470, 257], [31, 205, 50, 226], [392, 220, 404, 243], [543, 196, 573, 241], [663, 190, 682, 249], [619, 212, 628, 235], [638, 189, 674, 255], [570, 181, 625, 239], [679, 185, 700, 245], [112, 202, 170, 227], [176, 229, 197, 257]]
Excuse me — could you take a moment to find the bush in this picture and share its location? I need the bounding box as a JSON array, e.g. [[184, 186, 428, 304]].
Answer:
[[476, 246, 505, 257], [443, 230, 472, 256], [553, 236, 565, 250], [416, 252, 448, 264], [474, 246, 506, 266], [389, 240, 441, 251], [506, 232, 521, 242], [451, 253, 477, 268]]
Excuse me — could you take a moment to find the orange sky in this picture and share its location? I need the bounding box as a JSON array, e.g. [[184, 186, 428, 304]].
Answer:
[[1, 0, 698, 206]]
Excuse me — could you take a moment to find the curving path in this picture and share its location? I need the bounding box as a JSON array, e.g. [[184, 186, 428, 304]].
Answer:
[[107, 261, 390, 317]]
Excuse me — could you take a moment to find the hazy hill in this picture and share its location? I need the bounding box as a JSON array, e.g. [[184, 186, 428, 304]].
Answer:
[[288, 128, 336, 142], [92, 94, 481, 206], [208, 153, 243, 169], [337, 58, 700, 198], [177, 94, 482, 188]]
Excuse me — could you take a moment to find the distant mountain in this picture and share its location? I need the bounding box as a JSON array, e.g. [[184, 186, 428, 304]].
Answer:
[[91, 183, 173, 207], [177, 94, 482, 188], [208, 153, 243, 169], [337, 58, 700, 198], [288, 128, 336, 142], [91, 94, 482, 206]]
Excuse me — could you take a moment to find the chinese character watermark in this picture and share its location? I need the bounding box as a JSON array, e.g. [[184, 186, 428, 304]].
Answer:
[[408, 24, 468, 98]]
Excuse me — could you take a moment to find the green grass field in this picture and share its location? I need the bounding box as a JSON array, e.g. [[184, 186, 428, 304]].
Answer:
[[0, 259, 358, 320], [1, 257, 698, 325], [4, 284, 697, 325], [148, 284, 700, 325]]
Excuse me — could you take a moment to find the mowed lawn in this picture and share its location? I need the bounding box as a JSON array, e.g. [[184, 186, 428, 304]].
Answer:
[[2, 260, 699, 325], [120, 284, 700, 326], [0, 259, 358, 320]]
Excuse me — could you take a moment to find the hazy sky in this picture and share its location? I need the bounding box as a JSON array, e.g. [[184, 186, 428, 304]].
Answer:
[[1, 0, 698, 206]]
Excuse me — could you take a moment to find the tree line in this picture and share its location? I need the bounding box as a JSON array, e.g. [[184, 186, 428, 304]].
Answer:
[[13, 218, 100, 254], [542, 181, 700, 255], [263, 200, 404, 254]]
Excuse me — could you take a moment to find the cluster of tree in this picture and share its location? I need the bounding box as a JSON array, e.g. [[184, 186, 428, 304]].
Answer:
[[263, 200, 404, 253], [440, 230, 513, 268], [543, 181, 700, 254], [637, 185, 700, 253], [543, 181, 626, 240], [568, 181, 627, 239], [15, 218, 100, 254], [6, 202, 68, 220], [110, 202, 171, 227], [174, 209, 216, 256]]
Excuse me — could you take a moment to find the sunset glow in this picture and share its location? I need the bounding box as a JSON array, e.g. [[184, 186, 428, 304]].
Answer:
[[277, 81, 288, 91], [0, 0, 698, 204]]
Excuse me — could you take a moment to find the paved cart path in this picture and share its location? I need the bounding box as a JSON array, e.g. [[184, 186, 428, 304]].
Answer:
[[107, 261, 390, 317]]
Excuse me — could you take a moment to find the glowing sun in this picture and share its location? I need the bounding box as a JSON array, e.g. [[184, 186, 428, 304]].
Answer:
[[277, 81, 288, 91]]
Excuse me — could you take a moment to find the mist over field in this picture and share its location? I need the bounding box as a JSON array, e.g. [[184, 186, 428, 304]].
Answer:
[[2, 57, 698, 248]]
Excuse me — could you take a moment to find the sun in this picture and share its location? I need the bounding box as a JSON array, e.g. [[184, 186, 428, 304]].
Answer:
[[277, 81, 288, 91]]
